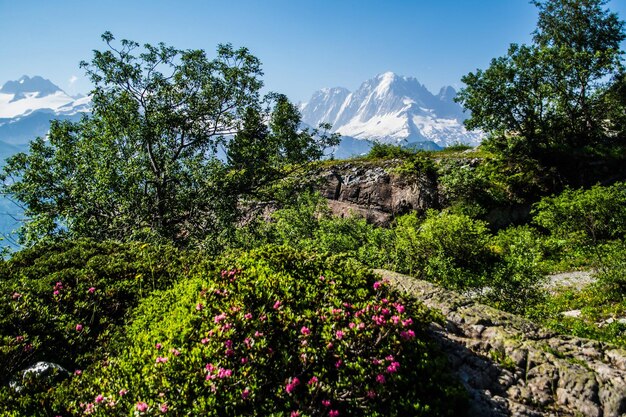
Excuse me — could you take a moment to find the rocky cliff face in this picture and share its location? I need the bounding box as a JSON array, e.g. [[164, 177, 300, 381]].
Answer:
[[318, 161, 440, 225]]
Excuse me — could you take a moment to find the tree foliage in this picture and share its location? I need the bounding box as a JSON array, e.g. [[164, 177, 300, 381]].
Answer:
[[457, 0, 625, 155], [1, 33, 338, 246]]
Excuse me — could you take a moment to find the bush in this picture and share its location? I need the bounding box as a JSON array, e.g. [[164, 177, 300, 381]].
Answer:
[[366, 143, 415, 159], [533, 182, 626, 245], [50, 246, 466, 416], [393, 210, 494, 291], [486, 226, 546, 314], [0, 239, 189, 414], [230, 192, 395, 268]]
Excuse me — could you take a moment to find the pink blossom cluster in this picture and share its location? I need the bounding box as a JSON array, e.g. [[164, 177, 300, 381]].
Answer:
[[53, 281, 63, 296], [285, 377, 300, 394]]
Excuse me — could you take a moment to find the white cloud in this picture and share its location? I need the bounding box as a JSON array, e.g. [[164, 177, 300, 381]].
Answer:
[[69, 75, 78, 85]]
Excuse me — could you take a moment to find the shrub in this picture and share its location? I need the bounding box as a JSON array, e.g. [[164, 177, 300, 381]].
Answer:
[[51, 246, 466, 416], [486, 226, 546, 314], [393, 210, 494, 291], [0, 239, 188, 414], [231, 192, 395, 269], [366, 143, 415, 159], [533, 182, 626, 245]]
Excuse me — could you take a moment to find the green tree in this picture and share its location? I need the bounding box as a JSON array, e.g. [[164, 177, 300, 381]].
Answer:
[[1, 33, 338, 246], [457, 0, 625, 154]]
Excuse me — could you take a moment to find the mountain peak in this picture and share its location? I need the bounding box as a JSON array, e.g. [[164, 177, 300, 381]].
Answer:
[[300, 73, 483, 148], [0, 76, 64, 99], [437, 85, 457, 101]]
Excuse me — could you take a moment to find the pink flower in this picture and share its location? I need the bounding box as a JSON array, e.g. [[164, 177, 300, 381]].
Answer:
[[87, 287, 96, 294], [241, 357, 248, 364], [376, 374, 386, 384], [119, 389, 128, 396], [319, 275, 325, 281], [391, 315, 401, 324], [373, 281, 382, 290], [241, 388, 251, 399], [205, 363, 215, 372], [366, 390, 377, 399], [53, 290, 60, 296], [224, 340, 233, 348], [308, 376, 319, 385], [273, 300, 281, 310], [401, 329, 416, 340], [326, 342, 333, 350], [335, 359, 342, 368], [196, 303, 204, 311], [395, 304, 405, 314], [402, 318, 413, 327], [322, 399, 331, 407], [335, 330, 344, 340], [75, 324, 83, 332], [170, 348, 180, 356], [15, 335, 24, 343], [214, 313, 227, 323], [285, 377, 300, 394], [385, 355, 395, 361], [300, 326, 311, 336], [136, 402, 148, 412], [329, 410, 340, 417], [201, 337, 209, 344], [291, 412, 300, 417], [159, 403, 168, 413], [387, 361, 400, 373], [95, 394, 104, 403], [74, 369, 82, 376], [349, 322, 356, 329], [225, 349, 234, 357], [244, 313, 253, 320], [217, 368, 232, 378], [12, 292, 21, 300], [156, 356, 168, 364], [155, 343, 162, 350]]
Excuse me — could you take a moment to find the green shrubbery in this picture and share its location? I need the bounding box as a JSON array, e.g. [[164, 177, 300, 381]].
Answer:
[[35, 246, 464, 416], [0, 239, 190, 414]]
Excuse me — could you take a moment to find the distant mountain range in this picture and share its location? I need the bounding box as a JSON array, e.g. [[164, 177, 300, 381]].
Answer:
[[0, 75, 89, 149], [300, 72, 483, 156]]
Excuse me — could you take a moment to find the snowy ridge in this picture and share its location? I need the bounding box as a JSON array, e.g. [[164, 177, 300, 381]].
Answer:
[[0, 76, 90, 119], [0, 76, 91, 146], [300, 72, 483, 148]]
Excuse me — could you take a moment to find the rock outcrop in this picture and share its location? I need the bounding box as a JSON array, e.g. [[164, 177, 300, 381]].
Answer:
[[376, 269, 626, 417], [319, 161, 439, 225]]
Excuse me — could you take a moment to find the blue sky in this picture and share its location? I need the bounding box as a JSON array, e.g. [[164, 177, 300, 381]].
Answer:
[[1, 0, 625, 102]]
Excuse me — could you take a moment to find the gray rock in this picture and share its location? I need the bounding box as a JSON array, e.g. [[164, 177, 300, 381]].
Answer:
[[9, 361, 70, 393], [376, 269, 626, 417]]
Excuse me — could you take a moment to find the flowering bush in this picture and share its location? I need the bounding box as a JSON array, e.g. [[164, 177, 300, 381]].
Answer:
[[54, 245, 465, 416], [0, 239, 189, 414]]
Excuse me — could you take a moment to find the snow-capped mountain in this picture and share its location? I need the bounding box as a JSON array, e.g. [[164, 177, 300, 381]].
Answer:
[[0, 75, 90, 146], [300, 72, 482, 150]]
